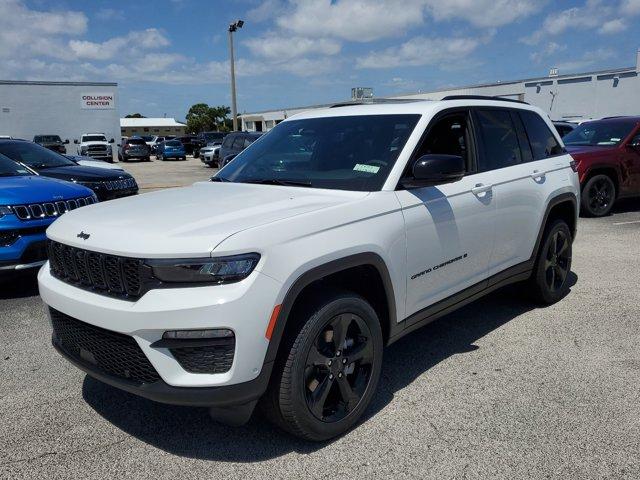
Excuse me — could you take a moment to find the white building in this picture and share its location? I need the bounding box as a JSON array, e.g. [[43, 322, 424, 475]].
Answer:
[[120, 117, 186, 137], [0, 80, 119, 144], [240, 49, 640, 131]]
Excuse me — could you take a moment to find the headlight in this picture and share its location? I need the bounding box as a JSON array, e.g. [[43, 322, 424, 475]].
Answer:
[[149, 253, 260, 284], [0, 206, 13, 219]]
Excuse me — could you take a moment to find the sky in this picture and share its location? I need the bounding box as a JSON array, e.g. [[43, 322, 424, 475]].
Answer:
[[1, 0, 639, 120]]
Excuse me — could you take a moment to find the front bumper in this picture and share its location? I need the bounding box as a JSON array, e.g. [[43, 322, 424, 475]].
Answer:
[[38, 264, 283, 405], [0, 226, 49, 271]]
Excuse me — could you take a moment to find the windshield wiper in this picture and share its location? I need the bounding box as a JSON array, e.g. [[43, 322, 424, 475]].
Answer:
[[243, 178, 313, 187]]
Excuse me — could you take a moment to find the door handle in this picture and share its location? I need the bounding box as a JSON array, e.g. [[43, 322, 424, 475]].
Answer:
[[471, 183, 492, 195], [531, 170, 546, 181]]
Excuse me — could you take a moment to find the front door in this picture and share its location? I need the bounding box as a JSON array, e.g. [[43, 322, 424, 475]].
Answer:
[[397, 109, 497, 319]]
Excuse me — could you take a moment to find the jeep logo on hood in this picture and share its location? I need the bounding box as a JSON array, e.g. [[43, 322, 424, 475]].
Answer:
[[77, 231, 90, 240]]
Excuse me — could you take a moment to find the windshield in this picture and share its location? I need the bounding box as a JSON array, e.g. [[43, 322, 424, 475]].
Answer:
[[82, 135, 107, 142], [140, 135, 154, 141], [0, 141, 76, 169], [34, 135, 61, 143], [563, 120, 636, 146], [218, 114, 420, 191], [0, 153, 32, 176], [165, 140, 182, 147]]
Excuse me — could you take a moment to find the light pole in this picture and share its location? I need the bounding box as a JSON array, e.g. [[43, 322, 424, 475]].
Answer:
[[228, 19, 244, 132]]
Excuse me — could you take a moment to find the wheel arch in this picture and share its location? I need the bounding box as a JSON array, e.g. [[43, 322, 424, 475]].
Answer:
[[531, 192, 578, 262], [263, 252, 397, 365], [581, 165, 621, 198]]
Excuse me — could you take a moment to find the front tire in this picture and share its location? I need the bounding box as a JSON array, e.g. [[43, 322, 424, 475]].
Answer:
[[581, 174, 616, 217], [263, 291, 383, 441], [528, 219, 573, 304]]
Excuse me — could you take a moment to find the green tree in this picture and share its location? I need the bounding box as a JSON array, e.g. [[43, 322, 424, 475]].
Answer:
[[185, 103, 231, 133], [124, 113, 145, 118]]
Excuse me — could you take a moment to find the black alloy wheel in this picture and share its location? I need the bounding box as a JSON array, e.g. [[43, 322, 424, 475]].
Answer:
[[582, 174, 616, 217], [304, 313, 374, 423], [529, 219, 573, 304], [262, 291, 383, 441], [543, 229, 570, 293]]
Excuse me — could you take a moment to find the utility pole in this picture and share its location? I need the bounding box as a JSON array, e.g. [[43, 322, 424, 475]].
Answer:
[[228, 20, 244, 132]]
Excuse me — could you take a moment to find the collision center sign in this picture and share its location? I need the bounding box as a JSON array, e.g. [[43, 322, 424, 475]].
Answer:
[[81, 93, 115, 110]]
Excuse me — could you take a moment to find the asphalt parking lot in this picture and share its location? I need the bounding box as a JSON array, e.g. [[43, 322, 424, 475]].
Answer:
[[1, 160, 639, 479]]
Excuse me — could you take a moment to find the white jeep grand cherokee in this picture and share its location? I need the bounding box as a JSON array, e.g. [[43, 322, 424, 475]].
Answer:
[[39, 97, 579, 440]]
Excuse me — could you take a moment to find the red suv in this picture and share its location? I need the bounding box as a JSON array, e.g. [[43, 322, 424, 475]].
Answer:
[[564, 117, 640, 216]]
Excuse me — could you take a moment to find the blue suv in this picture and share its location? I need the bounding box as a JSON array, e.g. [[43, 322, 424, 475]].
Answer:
[[0, 154, 95, 272]]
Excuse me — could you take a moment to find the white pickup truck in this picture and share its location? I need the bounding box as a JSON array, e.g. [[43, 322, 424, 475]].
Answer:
[[74, 133, 115, 162]]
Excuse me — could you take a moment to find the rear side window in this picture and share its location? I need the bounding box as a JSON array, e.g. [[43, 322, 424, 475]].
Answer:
[[232, 136, 245, 149], [475, 109, 521, 171], [519, 110, 564, 159]]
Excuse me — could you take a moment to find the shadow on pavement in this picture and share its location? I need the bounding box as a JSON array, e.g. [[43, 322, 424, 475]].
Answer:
[[83, 273, 577, 461], [0, 270, 40, 300]]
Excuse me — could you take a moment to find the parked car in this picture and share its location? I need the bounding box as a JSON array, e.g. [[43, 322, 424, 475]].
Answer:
[[0, 140, 138, 201], [553, 121, 577, 138], [118, 136, 151, 162], [0, 153, 95, 273], [33, 135, 69, 154], [176, 135, 202, 157], [218, 132, 263, 168], [64, 155, 125, 171], [197, 131, 226, 146], [563, 116, 640, 216], [39, 97, 579, 441], [147, 136, 166, 155], [200, 144, 222, 167], [140, 135, 155, 145], [74, 133, 115, 162], [156, 140, 186, 161]]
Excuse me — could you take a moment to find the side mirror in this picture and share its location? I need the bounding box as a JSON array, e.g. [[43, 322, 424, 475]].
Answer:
[[64, 139, 69, 144], [73, 139, 79, 144], [109, 138, 115, 143], [401, 154, 465, 189]]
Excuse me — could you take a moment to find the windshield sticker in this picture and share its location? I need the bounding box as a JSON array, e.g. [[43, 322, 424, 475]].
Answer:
[[353, 164, 380, 174]]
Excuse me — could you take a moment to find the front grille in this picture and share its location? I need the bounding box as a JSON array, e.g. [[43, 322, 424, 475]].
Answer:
[[48, 240, 146, 299], [12, 196, 96, 221], [170, 337, 235, 374], [105, 178, 137, 191], [50, 308, 160, 384], [87, 145, 107, 152]]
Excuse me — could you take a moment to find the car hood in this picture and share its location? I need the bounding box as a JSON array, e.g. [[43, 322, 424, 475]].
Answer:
[[39, 141, 63, 147], [80, 141, 109, 146], [0, 175, 92, 205], [46, 182, 369, 257], [37, 165, 131, 181], [76, 159, 124, 171], [565, 145, 617, 161]]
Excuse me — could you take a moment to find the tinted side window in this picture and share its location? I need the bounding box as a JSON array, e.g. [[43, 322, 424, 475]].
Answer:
[[476, 109, 521, 171], [232, 137, 245, 149], [520, 110, 563, 160], [222, 136, 234, 148], [511, 112, 534, 163]]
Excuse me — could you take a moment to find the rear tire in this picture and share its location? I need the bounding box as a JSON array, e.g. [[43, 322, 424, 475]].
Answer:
[[528, 219, 572, 304], [581, 174, 616, 217], [262, 291, 383, 441]]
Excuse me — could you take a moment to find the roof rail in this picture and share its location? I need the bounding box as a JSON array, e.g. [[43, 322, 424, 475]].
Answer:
[[442, 95, 529, 105], [329, 98, 424, 108], [600, 115, 630, 120]]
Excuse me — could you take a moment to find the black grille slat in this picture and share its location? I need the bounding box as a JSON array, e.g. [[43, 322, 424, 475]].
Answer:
[[170, 337, 236, 374], [48, 241, 144, 300], [50, 308, 160, 384]]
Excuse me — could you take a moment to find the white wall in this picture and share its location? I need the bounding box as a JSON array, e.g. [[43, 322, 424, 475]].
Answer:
[[0, 82, 120, 149]]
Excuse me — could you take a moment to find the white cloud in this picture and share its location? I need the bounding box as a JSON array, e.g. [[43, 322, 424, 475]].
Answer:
[[555, 47, 616, 72], [357, 36, 481, 69], [244, 35, 341, 60], [69, 29, 170, 60], [530, 42, 566, 63], [621, 0, 640, 14], [276, 0, 426, 42], [95, 8, 124, 21], [423, 0, 541, 28], [598, 18, 627, 34], [247, 0, 286, 22]]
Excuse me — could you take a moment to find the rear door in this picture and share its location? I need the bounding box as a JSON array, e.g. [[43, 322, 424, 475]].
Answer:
[[622, 126, 640, 194], [397, 108, 497, 317], [474, 107, 571, 276]]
